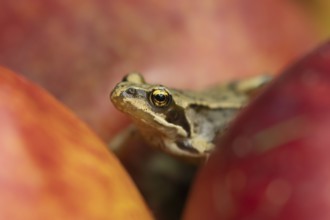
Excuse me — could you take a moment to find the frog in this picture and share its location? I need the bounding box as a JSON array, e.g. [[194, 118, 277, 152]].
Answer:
[[110, 73, 272, 162]]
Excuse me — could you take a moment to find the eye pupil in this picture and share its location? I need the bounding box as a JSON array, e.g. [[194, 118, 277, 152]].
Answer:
[[150, 89, 171, 107], [155, 94, 165, 102]]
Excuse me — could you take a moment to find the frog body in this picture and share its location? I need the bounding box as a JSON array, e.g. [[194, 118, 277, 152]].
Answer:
[[110, 73, 271, 161]]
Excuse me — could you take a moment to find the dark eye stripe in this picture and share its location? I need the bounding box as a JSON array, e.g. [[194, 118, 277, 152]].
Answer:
[[165, 107, 191, 137]]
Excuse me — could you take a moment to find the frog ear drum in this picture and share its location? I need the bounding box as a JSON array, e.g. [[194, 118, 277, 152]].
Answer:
[[150, 88, 172, 108]]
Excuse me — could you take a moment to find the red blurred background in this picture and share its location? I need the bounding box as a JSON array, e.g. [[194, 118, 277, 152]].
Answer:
[[0, 0, 328, 142]]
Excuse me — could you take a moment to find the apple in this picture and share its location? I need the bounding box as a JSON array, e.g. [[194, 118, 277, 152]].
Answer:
[[0, 0, 323, 140], [184, 42, 330, 219], [0, 67, 153, 220]]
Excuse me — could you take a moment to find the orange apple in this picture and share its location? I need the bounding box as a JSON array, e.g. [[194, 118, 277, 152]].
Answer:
[[0, 67, 153, 220]]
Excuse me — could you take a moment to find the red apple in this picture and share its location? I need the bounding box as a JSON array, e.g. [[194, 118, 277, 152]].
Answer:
[[184, 42, 330, 219], [0, 67, 153, 220]]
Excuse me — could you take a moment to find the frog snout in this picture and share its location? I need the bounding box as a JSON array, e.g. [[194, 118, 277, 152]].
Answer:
[[110, 85, 123, 104]]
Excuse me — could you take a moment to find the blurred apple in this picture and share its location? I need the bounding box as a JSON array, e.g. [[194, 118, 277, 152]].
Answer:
[[184, 42, 330, 219], [0, 0, 325, 141], [0, 67, 153, 220]]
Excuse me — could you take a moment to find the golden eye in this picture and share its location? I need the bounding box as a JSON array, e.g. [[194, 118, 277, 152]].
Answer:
[[150, 88, 171, 107]]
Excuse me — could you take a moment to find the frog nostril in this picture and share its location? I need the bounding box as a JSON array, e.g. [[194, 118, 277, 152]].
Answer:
[[126, 88, 137, 95]]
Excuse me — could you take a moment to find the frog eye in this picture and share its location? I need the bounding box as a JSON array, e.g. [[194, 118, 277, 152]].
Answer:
[[150, 88, 171, 107]]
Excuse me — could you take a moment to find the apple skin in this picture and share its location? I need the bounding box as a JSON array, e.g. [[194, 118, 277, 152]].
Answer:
[[184, 42, 330, 219], [0, 67, 153, 220]]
